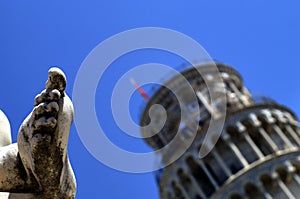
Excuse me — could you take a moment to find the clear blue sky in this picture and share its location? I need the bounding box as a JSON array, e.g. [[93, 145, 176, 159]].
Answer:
[[0, 1, 300, 198]]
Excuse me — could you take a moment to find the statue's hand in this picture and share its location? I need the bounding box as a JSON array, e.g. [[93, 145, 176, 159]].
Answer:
[[31, 88, 61, 144], [18, 68, 75, 198]]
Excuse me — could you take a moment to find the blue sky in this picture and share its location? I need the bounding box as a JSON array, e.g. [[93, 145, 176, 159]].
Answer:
[[1, 1, 300, 198]]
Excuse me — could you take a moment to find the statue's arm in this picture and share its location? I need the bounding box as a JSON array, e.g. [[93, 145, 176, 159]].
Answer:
[[0, 143, 37, 192]]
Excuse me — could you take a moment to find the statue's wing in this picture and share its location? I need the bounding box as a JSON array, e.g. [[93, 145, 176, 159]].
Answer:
[[0, 110, 11, 147]]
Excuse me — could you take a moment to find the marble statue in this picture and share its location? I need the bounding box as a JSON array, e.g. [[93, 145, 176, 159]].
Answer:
[[0, 68, 76, 199]]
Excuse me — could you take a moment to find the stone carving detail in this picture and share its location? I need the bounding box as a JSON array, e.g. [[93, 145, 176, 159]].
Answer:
[[0, 68, 76, 199]]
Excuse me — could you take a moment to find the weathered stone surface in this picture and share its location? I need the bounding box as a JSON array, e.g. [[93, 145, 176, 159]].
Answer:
[[0, 68, 76, 198], [0, 192, 35, 199]]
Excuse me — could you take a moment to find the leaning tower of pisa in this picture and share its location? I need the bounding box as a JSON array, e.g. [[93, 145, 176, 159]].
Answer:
[[140, 62, 300, 199]]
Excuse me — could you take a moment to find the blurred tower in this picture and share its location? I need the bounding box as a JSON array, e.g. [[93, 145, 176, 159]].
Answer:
[[140, 63, 300, 199]]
